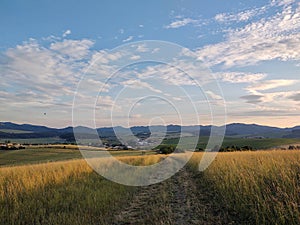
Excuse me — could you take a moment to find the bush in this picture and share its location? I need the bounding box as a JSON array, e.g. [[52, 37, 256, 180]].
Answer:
[[158, 145, 175, 154]]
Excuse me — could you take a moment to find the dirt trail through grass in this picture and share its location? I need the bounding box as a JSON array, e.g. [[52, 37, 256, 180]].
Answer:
[[114, 168, 227, 225]]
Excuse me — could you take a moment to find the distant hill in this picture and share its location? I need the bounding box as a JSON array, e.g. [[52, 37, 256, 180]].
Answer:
[[0, 122, 57, 133], [223, 123, 289, 137], [283, 129, 300, 138], [0, 121, 299, 142]]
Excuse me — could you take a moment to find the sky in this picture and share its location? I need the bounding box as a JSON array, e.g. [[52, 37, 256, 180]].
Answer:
[[0, 0, 300, 128]]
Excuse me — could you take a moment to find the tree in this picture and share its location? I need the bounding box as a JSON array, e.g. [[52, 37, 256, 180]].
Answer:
[[159, 145, 175, 154]]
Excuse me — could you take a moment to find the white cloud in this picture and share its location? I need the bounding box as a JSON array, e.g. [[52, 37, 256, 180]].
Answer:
[[96, 95, 116, 108], [50, 39, 94, 60], [131, 44, 156, 53], [165, 18, 197, 29], [215, 7, 266, 23], [62, 29, 71, 37], [122, 36, 134, 42], [90, 50, 123, 63], [240, 80, 300, 116], [205, 91, 223, 100], [136, 44, 149, 52], [122, 79, 162, 94], [0, 37, 223, 127], [4, 40, 78, 88], [42, 35, 61, 42], [197, 2, 300, 67], [247, 79, 299, 93], [271, 0, 296, 7], [135, 63, 197, 86], [151, 48, 160, 53], [130, 55, 141, 60], [0, 38, 96, 124], [79, 79, 110, 93], [216, 72, 267, 83]]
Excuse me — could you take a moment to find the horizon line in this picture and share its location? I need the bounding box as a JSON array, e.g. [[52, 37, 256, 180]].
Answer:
[[1, 121, 299, 130]]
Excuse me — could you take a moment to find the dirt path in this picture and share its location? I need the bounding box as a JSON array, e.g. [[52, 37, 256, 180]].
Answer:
[[114, 168, 227, 225]]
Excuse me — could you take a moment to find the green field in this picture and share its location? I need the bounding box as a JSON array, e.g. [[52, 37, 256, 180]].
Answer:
[[0, 129, 33, 134], [162, 136, 300, 149], [0, 146, 156, 167], [1, 136, 299, 167], [0, 148, 82, 167], [0, 137, 65, 144]]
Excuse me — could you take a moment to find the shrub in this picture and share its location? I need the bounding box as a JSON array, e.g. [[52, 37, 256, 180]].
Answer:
[[159, 145, 175, 154]]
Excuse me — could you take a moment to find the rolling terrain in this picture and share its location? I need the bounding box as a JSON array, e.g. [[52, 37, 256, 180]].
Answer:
[[1, 151, 300, 224], [1, 122, 300, 147]]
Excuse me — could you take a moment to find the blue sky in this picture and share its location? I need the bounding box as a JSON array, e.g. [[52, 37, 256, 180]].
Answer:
[[0, 0, 300, 128]]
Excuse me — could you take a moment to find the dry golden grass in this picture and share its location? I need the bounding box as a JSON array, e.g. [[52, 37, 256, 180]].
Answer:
[[0, 160, 91, 198], [1, 150, 300, 224], [0, 158, 137, 224], [117, 154, 165, 165], [0, 154, 172, 224], [189, 150, 300, 224]]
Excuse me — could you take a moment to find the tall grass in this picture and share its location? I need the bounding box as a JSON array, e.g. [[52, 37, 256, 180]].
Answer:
[[0, 159, 137, 224], [189, 150, 300, 224], [2, 151, 300, 224], [0, 154, 167, 224], [117, 154, 165, 166]]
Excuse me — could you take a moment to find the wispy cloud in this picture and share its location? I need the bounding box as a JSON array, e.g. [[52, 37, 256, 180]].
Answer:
[[164, 18, 198, 29], [122, 79, 162, 94], [62, 29, 71, 37], [122, 36, 134, 42], [205, 91, 223, 100], [50, 39, 94, 60], [247, 80, 299, 93], [0, 38, 92, 126], [271, 0, 296, 7], [129, 55, 141, 60], [89, 49, 124, 65], [135, 44, 149, 52], [239, 79, 300, 118], [216, 71, 267, 83], [215, 7, 267, 23], [197, 2, 300, 67]]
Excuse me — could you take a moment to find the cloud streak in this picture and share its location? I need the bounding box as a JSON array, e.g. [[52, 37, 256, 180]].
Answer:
[[216, 71, 267, 83], [122, 36, 133, 42], [215, 7, 267, 23], [247, 80, 299, 93], [165, 18, 198, 29], [197, 2, 300, 67]]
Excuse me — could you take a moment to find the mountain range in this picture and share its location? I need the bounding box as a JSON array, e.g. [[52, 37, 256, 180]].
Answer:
[[0, 122, 300, 142]]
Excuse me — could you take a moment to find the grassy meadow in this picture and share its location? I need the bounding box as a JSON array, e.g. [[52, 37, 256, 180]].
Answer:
[[0, 146, 157, 167], [0, 147, 82, 167], [0, 148, 299, 224], [0, 159, 136, 224], [162, 136, 300, 150], [0, 155, 164, 224], [189, 151, 300, 224]]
